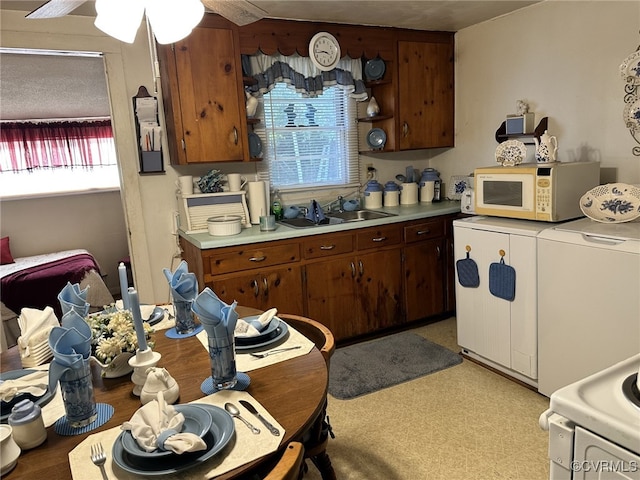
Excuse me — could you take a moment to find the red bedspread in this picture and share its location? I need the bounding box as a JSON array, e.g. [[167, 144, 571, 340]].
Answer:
[[1, 253, 101, 319]]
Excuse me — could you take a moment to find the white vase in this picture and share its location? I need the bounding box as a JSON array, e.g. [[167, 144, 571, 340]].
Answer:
[[367, 96, 380, 117], [92, 352, 135, 378], [246, 91, 258, 118]]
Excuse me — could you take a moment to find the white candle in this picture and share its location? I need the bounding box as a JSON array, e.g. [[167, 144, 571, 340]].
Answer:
[[128, 287, 148, 351], [118, 262, 130, 310]]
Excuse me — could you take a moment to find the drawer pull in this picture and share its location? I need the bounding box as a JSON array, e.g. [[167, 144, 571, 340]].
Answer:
[[320, 245, 336, 250], [416, 229, 430, 235], [249, 256, 266, 262], [372, 236, 387, 242], [233, 127, 238, 145]]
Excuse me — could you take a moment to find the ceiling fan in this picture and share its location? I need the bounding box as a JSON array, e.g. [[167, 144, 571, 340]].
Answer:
[[26, 0, 267, 26]]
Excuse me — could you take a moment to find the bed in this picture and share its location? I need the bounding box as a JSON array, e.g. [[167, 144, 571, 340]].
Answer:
[[0, 244, 114, 350]]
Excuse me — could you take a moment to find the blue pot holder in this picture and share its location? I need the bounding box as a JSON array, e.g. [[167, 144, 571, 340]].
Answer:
[[489, 254, 516, 301], [456, 246, 480, 288]]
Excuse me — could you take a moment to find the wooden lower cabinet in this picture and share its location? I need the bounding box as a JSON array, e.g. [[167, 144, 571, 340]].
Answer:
[[206, 265, 304, 315], [305, 248, 403, 342], [404, 238, 445, 322]]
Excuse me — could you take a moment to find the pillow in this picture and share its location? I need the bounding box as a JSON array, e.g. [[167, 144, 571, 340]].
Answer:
[[1, 236, 15, 265]]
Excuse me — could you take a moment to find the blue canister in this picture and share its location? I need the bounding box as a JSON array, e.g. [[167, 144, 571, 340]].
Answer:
[[8, 399, 47, 450], [383, 181, 400, 207], [364, 180, 383, 209]]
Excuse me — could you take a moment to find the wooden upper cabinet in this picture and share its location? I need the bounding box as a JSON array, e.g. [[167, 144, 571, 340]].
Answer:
[[158, 18, 249, 164], [398, 38, 454, 150]]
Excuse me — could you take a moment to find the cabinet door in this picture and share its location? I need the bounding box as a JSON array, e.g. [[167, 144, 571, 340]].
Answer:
[[305, 257, 359, 342], [398, 40, 454, 149], [357, 249, 404, 333], [170, 26, 248, 163], [404, 238, 445, 322], [208, 266, 303, 314]]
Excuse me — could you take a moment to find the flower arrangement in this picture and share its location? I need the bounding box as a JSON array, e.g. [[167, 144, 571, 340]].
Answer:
[[86, 305, 154, 365]]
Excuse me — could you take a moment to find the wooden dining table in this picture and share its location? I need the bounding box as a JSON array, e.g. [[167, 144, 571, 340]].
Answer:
[[0, 306, 329, 479]]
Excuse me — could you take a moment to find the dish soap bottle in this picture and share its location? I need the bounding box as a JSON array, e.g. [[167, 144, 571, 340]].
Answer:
[[271, 190, 283, 220]]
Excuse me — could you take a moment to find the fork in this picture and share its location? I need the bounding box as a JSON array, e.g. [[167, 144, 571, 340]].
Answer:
[[90, 443, 109, 480], [250, 345, 301, 358]]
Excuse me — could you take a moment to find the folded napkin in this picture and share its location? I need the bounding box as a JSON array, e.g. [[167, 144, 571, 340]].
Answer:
[[121, 391, 207, 454], [58, 282, 90, 317], [47, 311, 93, 393], [234, 308, 277, 338], [17, 306, 58, 358], [115, 300, 157, 320], [163, 260, 198, 303], [0, 370, 48, 402], [192, 287, 238, 339]]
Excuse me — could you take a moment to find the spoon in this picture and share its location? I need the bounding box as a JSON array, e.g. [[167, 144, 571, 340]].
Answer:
[[224, 402, 261, 434], [395, 174, 406, 183]]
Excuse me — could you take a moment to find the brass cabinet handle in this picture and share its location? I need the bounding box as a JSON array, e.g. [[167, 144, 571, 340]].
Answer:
[[372, 236, 387, 242], [233, 127, 238, 145], [402, 122, 409, 137], [251, 279, 259, 297], [320, 245, 336, 250], [436, 245, 441, 259], [263, 277, 269, 296], [416, 229, 430, 235], [358, 260, 364, 276], [249, 256, 266, 262], [350, 261, 356, 277]]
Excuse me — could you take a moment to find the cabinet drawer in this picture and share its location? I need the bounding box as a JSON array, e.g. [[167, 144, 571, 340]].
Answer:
[[205, 243, 300, 275], [303, 233, 354, 259], [356, 225, 402, 251], [404, 219, 445, 244]]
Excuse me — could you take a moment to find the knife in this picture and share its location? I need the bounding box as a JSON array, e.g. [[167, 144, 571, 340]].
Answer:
[[239, 400, 280, 436]]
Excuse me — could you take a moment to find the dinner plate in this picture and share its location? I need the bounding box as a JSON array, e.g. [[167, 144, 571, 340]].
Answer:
[[495, 140, 526, 166], [145, 306, 164, 326], [579, 183, 640, 223], [366, 128, 387, 150], [365, 58, 386, 81], [248, 132, 262, 157], [620, 50, 640, 85], [112, 404, 235, 476], [121, 404, 213, 459], [0, 369, 56, 422], [235, 316, 280, 345], [235, 321, 289, 352]]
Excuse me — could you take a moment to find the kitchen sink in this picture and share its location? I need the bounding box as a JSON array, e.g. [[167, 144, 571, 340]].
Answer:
[[278, 210, 396, 229]]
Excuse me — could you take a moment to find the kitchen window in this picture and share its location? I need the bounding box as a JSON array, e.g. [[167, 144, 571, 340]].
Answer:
[[256, 82, 359, 191]]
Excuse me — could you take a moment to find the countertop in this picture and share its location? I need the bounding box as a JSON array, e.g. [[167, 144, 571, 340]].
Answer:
[[180, 200, 462, 249]]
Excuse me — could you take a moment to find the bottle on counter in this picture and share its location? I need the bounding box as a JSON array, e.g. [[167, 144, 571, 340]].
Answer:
[[271, 190, 283, 220]]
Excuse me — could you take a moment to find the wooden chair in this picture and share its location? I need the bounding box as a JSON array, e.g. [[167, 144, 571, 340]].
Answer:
[[278, 314, 336, 480], [263, 442, 305, 480]]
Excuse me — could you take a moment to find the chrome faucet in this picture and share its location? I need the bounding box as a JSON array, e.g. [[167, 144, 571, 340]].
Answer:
[[327, 195, 344, 213]]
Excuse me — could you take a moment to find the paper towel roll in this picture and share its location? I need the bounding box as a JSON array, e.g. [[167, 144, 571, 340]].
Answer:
[[247, 181, 267, 225]]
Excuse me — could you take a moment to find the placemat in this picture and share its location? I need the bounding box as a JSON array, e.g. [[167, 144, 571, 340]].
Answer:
[[68, 391, 283, 480]]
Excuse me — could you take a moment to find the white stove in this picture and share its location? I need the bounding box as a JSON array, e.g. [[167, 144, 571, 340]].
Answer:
[[540, 354, 640, 479]]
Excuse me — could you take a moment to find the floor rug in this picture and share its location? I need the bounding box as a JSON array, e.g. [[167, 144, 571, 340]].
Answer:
[[328, 332, 462, 399]]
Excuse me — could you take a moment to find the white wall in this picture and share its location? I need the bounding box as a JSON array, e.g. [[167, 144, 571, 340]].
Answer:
[[430, 0, 640, 186]]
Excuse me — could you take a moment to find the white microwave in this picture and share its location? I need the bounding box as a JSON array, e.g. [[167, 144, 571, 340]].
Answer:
[[474, 161, 600, 222]]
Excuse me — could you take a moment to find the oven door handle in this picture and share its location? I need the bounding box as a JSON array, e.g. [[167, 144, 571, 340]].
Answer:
[[538, 408, 553, 431]]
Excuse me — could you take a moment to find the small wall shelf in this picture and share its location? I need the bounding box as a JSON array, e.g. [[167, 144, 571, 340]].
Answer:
[[358, 114, 393, 122], [495, 116, 548, 145]]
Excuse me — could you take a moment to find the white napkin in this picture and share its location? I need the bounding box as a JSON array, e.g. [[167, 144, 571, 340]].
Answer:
[[17, 306, 58, 357], [0, 370, 48, 402], [121, 392, 207, 454], [234, 308, 277, 338]]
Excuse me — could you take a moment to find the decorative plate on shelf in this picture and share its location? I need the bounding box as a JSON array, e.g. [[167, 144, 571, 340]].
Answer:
[[364, 58, 386, 81], [248, 132, 262, 157], [366, 128, 387, 150], [579, 183, 640, 223], [495, 140, 527, 166], [623, 97, 640, 132], [620, 50, 640, 85], [447, 176, 473, 200]]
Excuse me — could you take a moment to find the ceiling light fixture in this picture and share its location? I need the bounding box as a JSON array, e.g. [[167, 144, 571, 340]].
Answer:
[[94, 0, 204, 45]]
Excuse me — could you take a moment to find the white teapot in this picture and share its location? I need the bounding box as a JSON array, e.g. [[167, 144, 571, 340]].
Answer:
[[534, 130, 558, 163]]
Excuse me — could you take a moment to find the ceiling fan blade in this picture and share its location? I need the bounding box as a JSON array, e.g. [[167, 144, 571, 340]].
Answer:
[[26, 0, 88, 19], [201, 0, 267, 26]]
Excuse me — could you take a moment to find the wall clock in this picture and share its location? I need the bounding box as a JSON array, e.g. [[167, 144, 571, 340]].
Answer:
[[309, 32, 341, 71]]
